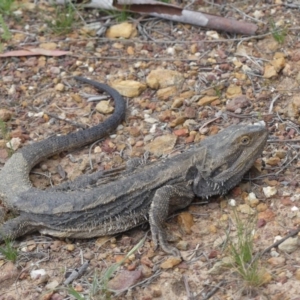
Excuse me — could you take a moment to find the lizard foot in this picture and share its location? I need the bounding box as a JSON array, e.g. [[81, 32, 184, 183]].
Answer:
[[150, 224, 181, 257]]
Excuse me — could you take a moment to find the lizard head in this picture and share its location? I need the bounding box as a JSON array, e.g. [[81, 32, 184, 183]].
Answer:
[[190, 122, 268, 198]]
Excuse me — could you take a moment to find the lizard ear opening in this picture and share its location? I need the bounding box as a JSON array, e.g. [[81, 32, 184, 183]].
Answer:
[[185, 166, 198, 181]]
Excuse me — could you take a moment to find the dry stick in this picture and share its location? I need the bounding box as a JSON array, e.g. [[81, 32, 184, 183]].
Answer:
[[29, 107, 87, 129], [15, 254, 50, 297], [198, 117, 221, 131], [19, 30, 278, 47], [268, 95, 280, 114], [88, 138, 104, 170], [183, 275, 193, 299], [31, 171, 54, 187], [64, 261, 90, 285], [268, 139, 300, 143], [201, 280, 226, 300], [260, 228, 300, 256], [250, 227, 300, 265], [115, 270, 162, 296]]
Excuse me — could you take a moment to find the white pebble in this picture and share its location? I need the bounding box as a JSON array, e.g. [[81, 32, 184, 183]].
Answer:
[[228, 199, 236, 207], [30, 269, 46, 280]]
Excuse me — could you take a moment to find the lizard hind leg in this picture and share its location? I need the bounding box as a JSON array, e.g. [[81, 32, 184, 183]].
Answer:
[[149, 184, 194, 257]]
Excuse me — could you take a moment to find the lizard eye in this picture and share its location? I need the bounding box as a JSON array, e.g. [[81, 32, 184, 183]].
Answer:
[[240, 136, 250, 145]]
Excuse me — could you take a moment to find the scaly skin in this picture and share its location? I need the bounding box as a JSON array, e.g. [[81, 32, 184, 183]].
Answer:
[[0, 78, 268, 255]]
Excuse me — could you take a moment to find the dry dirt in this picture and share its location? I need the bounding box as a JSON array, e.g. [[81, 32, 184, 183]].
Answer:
[[1, 0, 300, 299]]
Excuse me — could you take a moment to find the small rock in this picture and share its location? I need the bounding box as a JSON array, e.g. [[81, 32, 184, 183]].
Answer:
[[258, 209, 275, 221], [47, 293, 63, 300], [40, 42, 57, 50], [112, 42, 124, 49], [245, 192, 259, 207], [151, 286, 162, 297], [171, 98, 183, 108], [228, 199, 237, 206], [208, 257, 234, 275], [145, 134, 177, 157], [160, 257, 182, 269], [260, 270, 272, 284], [141, 264, 152, 278], [176, 240, 188, 251], [55, 83, 64, 91], [183, 119, 197, 129], [107, 269, 142, 291], [127, 46, 135, 55], [157, 86, 178, 100], [197, 95, 219, 106], [267, 257, 286, 267], [144, 116, 158, 124], [26, 240, 37, 251], [209, 224, 217, 233], [270, 250, 279, 257], [85, 41, 95, 51], [6, 137, 21, 151], [0, 109, 12, 121], [257, 219, 266, 228], [41, 292, 54, 300], [45, 280, 59, 290], [173, 128, 189, 137], [256, 203, 268, 212], [50, 67, 60, 74], [37, 274, 50, 285], [65, 244, 75, 252], [208, 250, 219, 259], [226, 95, 250, 112], [275, 150, 287, 159], [83, 249, 94, 260], [265, 157, 281, 166], [226, 85, 242, 98], [184, 107, 196, 119], [141, 256, 153, 268], [190, 44, 197, 54], [50, 240, 63, 251], [177, 212, 194, 234], [74, 284, 84, 292], [208, 261, 224, 275], [263, 64, 277, 78], [219, 214, 228, 221], [278, 236, 299, 253], [106, 22, 138, 39], [271, 55, 285, 72], [237, 204, 255, 215], [111, 80, 146, 97], [213, 235, 226, 248], [295, 269, 300, 281], [291, 194, 300, 201], [206, 30, 220, 39], [30, 269, 46, 279], [166, 47, 175, 55], [96, 101, 114, 114], [146, 69, 184, 89], [169, 116, 186, 127], [263, 186, 277, 198], [284, 95, 300, 118]]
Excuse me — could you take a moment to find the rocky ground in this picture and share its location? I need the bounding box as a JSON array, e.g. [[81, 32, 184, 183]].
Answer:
[[1, 0, 300, 299]]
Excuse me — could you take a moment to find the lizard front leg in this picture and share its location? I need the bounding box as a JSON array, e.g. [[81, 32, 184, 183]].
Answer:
[[149, 184, 195, 256]]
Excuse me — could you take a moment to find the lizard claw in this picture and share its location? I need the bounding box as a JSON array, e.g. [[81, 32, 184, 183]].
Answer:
[[159, 239, 181, 258], [151, 227, 181, 257]]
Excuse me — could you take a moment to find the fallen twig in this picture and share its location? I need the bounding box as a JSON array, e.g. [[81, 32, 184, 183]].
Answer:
[[64, 261, 90, 285]]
